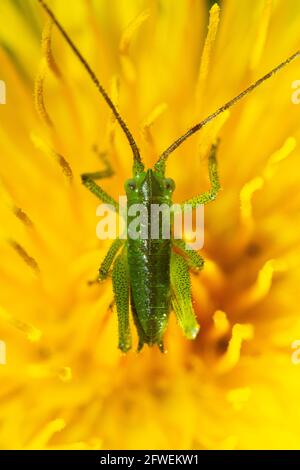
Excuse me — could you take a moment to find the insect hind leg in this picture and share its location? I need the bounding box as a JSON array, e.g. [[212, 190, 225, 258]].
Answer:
[[112, 249, 131, 352], [130, 293, 147, 352], [172, 239, 204, 272], [170, 252, 200, 340]]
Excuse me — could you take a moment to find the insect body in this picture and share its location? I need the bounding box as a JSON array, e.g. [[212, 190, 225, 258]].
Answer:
[[83, 145, 219, 352], [123, 168, 209, 351], [38, 0, 300, 352], [126, 170, 174, 351]]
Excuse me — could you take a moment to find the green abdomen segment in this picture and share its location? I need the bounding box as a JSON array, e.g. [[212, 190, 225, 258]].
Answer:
[[127, 238, 171, 346]]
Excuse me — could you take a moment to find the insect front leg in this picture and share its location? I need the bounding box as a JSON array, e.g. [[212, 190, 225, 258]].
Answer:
[[81, 174, 119, 210], [172, 239, 204, 272], [112, 248, 132, 352], [170, 252, 200, 340], [181, 140, 220, 208], [81, 149, 118, 209], [85, 146, 115, 180]]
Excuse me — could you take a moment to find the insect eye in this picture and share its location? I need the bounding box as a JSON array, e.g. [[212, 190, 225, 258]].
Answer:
[[125, 179, 137, 191], [164, 178, 175, 191]]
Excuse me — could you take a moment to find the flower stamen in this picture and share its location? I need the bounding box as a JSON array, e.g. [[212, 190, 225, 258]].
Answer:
[[26, 418, 65, 449], [142, 102, 168, 156], [42, 19, 61, 78], [119, 9, 150, 82], [216, 323, 254, 373], [8, 240, 40, 274], [249, 0, 273, 71], [34, 58, 53, 128], [31, 133, 73, 182], [196, 3, 220, 109], [263, 137, 296, 180], [0, 304, 41, 342]]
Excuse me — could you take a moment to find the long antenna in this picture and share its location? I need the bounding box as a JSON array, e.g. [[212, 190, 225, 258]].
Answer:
[[37, 0, 144, 173], [155, 49, 300, 172]]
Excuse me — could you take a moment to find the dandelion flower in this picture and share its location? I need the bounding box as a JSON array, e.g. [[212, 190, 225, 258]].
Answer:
[[0, 0, 300, 450]]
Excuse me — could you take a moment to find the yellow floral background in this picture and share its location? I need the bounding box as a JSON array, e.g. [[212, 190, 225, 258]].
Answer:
[[0, 0, 300, 450]]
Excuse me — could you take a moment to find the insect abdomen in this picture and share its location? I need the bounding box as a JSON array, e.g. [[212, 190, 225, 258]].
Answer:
[[126, 168, 173, 348], [127, 237, 171, 346]]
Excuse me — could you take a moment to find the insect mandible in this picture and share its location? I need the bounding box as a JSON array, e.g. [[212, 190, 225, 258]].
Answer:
[[38, 0, 300, 352]]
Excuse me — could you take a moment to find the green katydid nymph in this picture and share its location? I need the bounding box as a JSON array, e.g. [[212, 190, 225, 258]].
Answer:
[[38, 0, 300, 352]]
